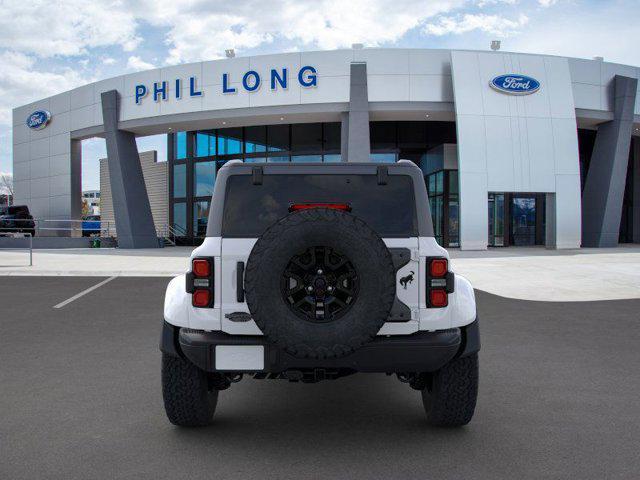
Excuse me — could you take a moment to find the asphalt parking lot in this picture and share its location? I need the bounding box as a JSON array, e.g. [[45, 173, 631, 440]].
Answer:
[[1, 277, 639, 480]]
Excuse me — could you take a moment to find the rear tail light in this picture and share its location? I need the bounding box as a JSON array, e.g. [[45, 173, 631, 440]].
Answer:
[[429, 258, 448, 278], [186, 257, 214, 308], [429, 289, 448, 308], [192, 289, 211, 308], [289, 203, 351, 212], [192, 259, 211, 277], [426, 257, 454, 308]]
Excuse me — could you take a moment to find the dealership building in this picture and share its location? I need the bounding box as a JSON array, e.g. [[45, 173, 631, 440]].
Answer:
[[11, 48, 640, 249]]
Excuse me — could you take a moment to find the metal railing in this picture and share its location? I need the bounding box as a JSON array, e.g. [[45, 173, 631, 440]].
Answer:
[[157, 223, 189, 246], [0, 218, 188, 248], [0, 218, 116, 237]]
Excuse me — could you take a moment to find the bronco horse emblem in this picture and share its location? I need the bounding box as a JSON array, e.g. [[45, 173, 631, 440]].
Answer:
[[399, 271, 415, 289]]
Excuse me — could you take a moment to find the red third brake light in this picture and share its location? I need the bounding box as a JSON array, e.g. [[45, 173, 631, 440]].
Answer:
[[289, 203, 351, 212], [192, 259, 211, 277], [430, 258, 448, 278]]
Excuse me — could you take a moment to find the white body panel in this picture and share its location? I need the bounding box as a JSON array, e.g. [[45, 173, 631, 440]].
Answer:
[[164, 236, 476, 333]]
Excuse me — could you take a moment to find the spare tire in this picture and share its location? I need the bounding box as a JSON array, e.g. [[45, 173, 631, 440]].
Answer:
[[244, 208, 396, 359]]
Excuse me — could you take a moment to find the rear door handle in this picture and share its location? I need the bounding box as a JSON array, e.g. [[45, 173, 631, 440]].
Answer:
[[236, 261, 245, 303]]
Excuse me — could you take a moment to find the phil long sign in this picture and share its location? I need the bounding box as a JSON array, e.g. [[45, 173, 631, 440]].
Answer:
[[135, 65, 318, 105], [490, 74, 540, 95]]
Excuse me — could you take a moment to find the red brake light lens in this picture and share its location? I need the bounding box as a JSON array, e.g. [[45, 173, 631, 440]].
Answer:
[[430, 258, 448, 278], [192, 259, 211, 277], [430, 289, 448, 308], [192, 289, 210, 307], [289, 203, 351, 212]]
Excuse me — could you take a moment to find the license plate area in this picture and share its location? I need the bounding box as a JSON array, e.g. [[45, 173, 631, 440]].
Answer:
[[214, 345, 264, 371]]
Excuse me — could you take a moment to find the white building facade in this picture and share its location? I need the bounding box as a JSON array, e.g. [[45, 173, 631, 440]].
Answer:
[[11, 48, 640, 249]]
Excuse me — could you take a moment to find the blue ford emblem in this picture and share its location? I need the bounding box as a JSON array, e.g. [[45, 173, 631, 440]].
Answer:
[[26, 110, 52, 130], [490, 74, 540, 95]]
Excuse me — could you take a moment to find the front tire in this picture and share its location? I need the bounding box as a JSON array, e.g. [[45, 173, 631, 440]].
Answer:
[[161, 353, 218, 427], [422, 353, 478, 427]]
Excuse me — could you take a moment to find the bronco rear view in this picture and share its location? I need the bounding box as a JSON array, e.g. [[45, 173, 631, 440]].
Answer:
[[161, 160, 479, 427]]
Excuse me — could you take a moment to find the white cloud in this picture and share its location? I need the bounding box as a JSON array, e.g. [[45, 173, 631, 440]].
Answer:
[[0, 0, 141, 58], [508, 10, 640, 66], [424, 13, 529, 36], [0, 51, 86, 124], [134, 0, 466, 64], [538, 0, 558, 6], [126, 55, 156, 72], [102, 57, 117, 65]]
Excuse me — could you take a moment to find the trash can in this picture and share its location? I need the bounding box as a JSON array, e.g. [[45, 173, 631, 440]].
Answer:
[[91, 238, 101, 248]]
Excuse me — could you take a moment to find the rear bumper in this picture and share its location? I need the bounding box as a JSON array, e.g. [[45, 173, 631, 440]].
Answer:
[[161, 320, 480, 374]]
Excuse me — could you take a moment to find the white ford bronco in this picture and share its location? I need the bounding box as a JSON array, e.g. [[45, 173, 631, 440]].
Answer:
[[161, 160, 479, 427]]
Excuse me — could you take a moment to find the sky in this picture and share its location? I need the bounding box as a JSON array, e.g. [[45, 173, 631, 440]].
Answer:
[[0, 0, 639, 192]]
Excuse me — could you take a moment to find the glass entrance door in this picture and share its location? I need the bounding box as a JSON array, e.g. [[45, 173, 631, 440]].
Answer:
[[510, 196, 537, 246], [488, 193, 505, 246]]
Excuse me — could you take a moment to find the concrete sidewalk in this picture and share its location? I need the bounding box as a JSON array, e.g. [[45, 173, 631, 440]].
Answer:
[[451, 245, 640, 301], [0, 247, 192, 277], [1, 245, 639, 301]]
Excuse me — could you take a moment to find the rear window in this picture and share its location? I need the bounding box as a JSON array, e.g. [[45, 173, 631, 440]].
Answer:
[[222, 174, 417, 237]]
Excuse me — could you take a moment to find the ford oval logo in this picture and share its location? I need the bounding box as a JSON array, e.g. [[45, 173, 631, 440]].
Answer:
[[26, 110, 52, 130], [490, 74, 540, 95]]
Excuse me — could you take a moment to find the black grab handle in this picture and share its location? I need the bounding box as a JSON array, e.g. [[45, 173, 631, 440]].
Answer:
[[236, 261, 245, 302]]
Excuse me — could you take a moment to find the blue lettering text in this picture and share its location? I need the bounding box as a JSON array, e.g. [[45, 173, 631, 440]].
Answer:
[[189, 76, 202, 97], [153, 81, 167, 102], [135, 84, 148, 104], [298, 66, 317, 87], [222, 73, 236, 93], [270, 68, 287, 90], [242, 70, 261, 92]]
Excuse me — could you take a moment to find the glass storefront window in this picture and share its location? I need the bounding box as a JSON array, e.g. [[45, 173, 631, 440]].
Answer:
[[323, 123, 341, 151], [435, 171, 444, 195], [193, 201, 210, 237], [292, 154, 322, 162], [245, 126, 267, 153], [194, 161, 216, 197], [370, 153, 397, 163], [398, 121, 427, 148], [173, 202, 187, 234], [370, 122, 396, 150], [448, 199, 459, 247], [195, 131, 215, 157], [175, 132, 187, 159], [292, 123, 322, 152], [218, 128, 242, 155], [449, 170, 459, 195], [488, 193, 505, 246], [268, 155, 290, 162], [173, 163, 186, 198], [267, 125, 289, 151], [169, 123, 461, 241]]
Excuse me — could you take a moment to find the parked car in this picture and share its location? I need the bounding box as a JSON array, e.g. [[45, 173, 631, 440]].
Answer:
[[0, 205, 35, 236], [161, 160, 480, 427], [82, 215, 101, 237]]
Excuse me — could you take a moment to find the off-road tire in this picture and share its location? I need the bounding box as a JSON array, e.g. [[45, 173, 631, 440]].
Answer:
[[422, 353, 478, 427], [244, 208, 396, 360], [161, 353, 218, 427]]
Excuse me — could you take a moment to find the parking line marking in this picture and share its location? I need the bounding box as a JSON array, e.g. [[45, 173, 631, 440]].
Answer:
[[53, 276, 118, 309]]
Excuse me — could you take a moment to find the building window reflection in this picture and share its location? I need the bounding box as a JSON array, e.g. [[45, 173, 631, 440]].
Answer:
[[168, 121, 458, 243], [194, 161, 215, 197]]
